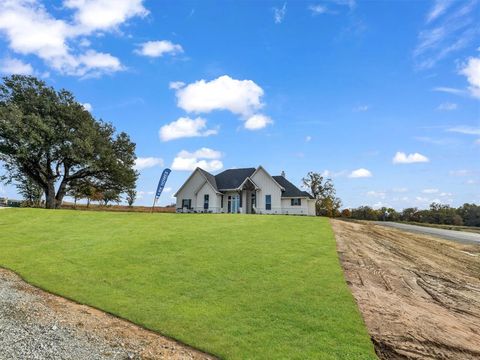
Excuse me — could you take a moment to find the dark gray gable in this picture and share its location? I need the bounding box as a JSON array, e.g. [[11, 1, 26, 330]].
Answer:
[[198, 168, 218, 191], [272, 176, 314, 199], [215, 168, 256, 190]]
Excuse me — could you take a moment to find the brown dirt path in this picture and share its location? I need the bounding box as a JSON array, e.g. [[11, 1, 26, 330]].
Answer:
[[331, 219, 480, 360], [0, 268, 216, 360]]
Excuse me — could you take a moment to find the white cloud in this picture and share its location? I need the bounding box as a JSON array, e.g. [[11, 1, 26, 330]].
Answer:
[[64, 0, 148, 33], [439, 192, 452, 197], [244, 114, 273, 130], [171, 148, 223, 172], [392, 152, 429, 164], [174, 75, 273, 129], [353, 104, 369, 112], [176, 75, 264, 116], [432, 86, 465, 95], [189, 147, 222, 159], [159, 117, 218, 141], [135, 40, 183, 57], [169, 81, 185, 90], [273, 3, 287, 24], [308, 4, 328, 15], [449, 169, 470, 176], [414, 0, 478, 69], [459, 56, 480, 98], [349, 168, 372, 178], [415, 196, 430, 203], [134, 157, 164, 170], [392, 187, 408, 193], [0, 57, 33, 75], [422, 188, 439, 194], [447, 126, 480, 135], [437, 102, 457, 110], [305, 135, 312, 142], [0, 0, 146, 77], [426, 0, 454, 23], [82, 102, 92, 111], [366, 190, 386, 198], [76, 50, 124, 76]]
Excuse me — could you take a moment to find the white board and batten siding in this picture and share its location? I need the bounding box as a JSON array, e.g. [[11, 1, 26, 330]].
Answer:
[[251, 167, 282, 214], [175, 170, 220, 212], [281, 198, 315, 216]]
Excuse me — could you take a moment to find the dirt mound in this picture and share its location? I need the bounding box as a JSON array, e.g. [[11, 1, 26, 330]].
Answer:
[[331, 219, 480, 360]]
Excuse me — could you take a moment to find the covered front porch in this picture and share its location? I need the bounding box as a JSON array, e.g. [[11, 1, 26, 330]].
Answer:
[[222, 177, 258, 214]]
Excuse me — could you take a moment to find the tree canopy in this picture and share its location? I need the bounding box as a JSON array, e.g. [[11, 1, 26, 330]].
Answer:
[[302, 171, 342, 216], [0, 75, 138, 209]]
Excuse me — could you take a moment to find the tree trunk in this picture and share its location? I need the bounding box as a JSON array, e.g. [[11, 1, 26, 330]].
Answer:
[[55, 173, 69, 209], [44, 183, 56, 209], [55, 187, 67, 208]]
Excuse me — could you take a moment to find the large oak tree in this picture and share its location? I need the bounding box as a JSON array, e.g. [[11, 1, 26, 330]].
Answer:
[[0, 75, 138, 209]]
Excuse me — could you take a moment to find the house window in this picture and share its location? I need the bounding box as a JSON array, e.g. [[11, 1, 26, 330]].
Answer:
[[182, 199, 191, 209], [204, 194, 209, 210], [265, 195, 271, 210], [221, 195, 224, 209], [291, 198, 302, 206]]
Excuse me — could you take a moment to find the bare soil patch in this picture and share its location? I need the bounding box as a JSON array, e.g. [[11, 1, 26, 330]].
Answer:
[[331, 219, 480, 360], [0, 268, 215, 360]]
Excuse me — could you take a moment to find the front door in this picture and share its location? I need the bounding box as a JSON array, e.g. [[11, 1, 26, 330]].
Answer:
[[228, 195, 240, 213]]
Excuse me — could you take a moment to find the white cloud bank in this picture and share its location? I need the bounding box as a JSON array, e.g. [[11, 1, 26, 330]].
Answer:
[[0, 57, 33, 75], [159, 117, 218, 141], [134, 157, 164, 170], [135, 40, 183, 57], [171, 148, 223, 172], [392, 152, 429, 164], [460, 56, 480, 98], [349, 168, 372, 178], [0, 0, 148, 77], [174, 75, 273, 130]]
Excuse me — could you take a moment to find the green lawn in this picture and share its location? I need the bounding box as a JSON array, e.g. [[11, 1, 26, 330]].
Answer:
[[0, 209, 376, 359]]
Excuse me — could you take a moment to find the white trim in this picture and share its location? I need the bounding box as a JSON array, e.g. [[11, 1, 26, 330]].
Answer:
[[236, 176, 260, 191], [251, 165, 285, 191], [174, 167, 221, 197]]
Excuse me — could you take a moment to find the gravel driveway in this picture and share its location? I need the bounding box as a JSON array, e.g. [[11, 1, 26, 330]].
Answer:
[[0, 268, 215, 360]]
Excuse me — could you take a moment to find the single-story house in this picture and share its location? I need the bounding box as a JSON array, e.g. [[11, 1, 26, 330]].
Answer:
[[174, 166, 316, 216]]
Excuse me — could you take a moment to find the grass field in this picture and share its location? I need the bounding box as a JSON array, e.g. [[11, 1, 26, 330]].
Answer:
[[0, 209, 376, 359]]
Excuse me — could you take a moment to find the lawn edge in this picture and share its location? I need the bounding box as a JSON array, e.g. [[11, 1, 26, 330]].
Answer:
[[0, 264, 220, 359]]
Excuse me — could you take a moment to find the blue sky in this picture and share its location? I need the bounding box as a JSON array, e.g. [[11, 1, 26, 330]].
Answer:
[[0, 0, 479, 209]]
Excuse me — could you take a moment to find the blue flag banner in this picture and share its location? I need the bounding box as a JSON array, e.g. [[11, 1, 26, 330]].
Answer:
[[155, 168, 171, 198]]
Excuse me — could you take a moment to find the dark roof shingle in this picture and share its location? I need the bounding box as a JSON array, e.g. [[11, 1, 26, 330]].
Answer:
[[198, 168, 218, 191], [272, 176, 314, 199], [214, 168, 256, 190]]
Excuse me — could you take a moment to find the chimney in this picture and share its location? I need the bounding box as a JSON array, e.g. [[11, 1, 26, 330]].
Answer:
[[281, 170, 286, 178]]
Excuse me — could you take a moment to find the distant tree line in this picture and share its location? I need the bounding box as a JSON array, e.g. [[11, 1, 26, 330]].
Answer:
[[302, 171, 479, 227], [342, 203, 480, 227]]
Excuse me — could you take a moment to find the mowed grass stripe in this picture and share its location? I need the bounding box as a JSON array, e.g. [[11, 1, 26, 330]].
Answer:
[[0, 209, 376, 359]]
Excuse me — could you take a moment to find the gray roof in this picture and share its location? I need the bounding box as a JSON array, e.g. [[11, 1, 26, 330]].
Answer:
[[272, 176, 314, 199], [198, 167, 313, 198], [214, 168, 256, 190], [198, 168, 218, 191]]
